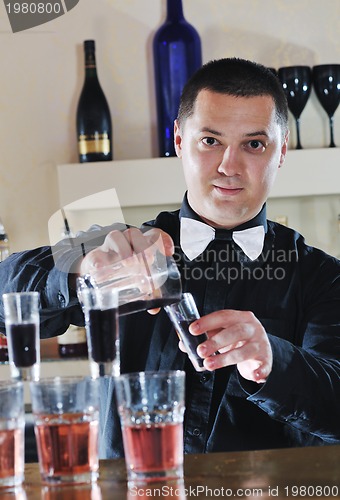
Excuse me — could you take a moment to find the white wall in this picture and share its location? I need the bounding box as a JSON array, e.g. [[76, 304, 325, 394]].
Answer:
[[0, 0, 340, 251]]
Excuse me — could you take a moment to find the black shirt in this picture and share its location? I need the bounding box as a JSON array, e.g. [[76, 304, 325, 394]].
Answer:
[[0, 197, 339, 457]]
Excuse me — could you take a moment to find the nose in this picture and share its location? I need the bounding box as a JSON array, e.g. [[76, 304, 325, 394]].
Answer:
[[217, 146, 241, 177]]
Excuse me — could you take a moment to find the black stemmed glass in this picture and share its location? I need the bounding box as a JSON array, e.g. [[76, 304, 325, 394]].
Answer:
[[267, 67, 277, 76], [278, 66, 312, 149], [312, 64, 340, 148]]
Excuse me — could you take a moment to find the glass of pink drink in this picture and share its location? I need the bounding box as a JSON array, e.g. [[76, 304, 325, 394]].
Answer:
[[30, 376, 99, 485], [115, 370, 185, 486], [0, 380, 25, 488]]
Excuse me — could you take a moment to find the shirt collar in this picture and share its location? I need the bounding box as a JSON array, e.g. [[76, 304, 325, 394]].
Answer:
[[179, 192, 268, 233]]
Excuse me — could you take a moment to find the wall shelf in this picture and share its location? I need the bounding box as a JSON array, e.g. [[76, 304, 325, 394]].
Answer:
[[57, 148, 340, 209], [55, 148, 340, 256]]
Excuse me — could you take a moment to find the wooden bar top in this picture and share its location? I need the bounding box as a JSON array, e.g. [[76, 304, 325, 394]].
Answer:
[[9, 445, 339, 499]]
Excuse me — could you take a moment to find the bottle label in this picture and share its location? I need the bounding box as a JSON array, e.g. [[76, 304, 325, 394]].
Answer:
[[85, 52, 96, 69], [0, 334, 8, 347], [78, 133, 111, 155]]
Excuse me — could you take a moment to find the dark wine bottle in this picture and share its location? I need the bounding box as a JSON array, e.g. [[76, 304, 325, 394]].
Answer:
[[76, 40, 113, 162], [0, 333, 8, 363], [58, 325, 88, 359], [153, 0, 202, 157], [0, 218, 9, 262]]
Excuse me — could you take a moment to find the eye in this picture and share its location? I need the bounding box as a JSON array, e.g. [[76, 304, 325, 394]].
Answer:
[[202, 137, 220, 146], [247, 139, 265, 151]]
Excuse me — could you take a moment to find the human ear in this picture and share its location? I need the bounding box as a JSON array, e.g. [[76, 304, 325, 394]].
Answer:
[[174, 120, 183, 158], [279, 130, 289, 168]]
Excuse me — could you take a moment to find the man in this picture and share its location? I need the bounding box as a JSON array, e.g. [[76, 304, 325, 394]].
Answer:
[[0, 58, 339, 457]]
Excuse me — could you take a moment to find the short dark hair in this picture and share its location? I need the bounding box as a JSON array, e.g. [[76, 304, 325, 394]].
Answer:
[[177, 58, 288, 135]]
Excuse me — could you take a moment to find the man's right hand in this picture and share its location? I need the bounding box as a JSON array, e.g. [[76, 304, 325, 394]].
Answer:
[[80, 226, 174, 278]]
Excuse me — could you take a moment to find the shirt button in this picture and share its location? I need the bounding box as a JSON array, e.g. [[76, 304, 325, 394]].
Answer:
[[57, 291, 65, 306], [200, 374, 210, 383], [193, 428, 201, 436]]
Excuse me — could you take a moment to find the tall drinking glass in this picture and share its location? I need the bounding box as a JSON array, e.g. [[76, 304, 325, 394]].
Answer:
[[77, 286, 119, 378], [3, 291, 40, 381], [165, 293, 208, 372], [30, 376, 99, 485], [0, 381, 25, 488], [115, 370, 185, 486]]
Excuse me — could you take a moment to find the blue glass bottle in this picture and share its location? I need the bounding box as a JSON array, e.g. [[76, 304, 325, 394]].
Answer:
[[153, 0, 202, 157]]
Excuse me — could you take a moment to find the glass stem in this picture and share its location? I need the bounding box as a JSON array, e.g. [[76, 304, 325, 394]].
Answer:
[[295, 117, 302, 149], [329, 115, 336, 148]]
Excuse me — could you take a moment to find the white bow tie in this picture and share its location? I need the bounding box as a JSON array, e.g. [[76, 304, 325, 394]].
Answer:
[[180, 217, 265, 261]]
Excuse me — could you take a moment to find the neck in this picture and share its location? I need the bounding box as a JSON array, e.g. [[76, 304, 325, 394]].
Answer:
[[180, 193, 268, 232]]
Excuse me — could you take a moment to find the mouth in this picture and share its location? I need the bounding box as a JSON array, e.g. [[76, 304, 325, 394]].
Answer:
[[213, 185, 244, 196]]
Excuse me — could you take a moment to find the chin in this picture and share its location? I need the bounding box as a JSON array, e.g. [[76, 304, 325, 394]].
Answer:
[[201, 212, 235, 229], [205, 207, 252, 228]]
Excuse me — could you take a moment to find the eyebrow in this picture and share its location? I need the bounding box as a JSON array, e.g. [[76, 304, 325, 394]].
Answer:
[[244, 130, 269, 138], [199, 127, 224, 136], [200, 127, 269, 138]]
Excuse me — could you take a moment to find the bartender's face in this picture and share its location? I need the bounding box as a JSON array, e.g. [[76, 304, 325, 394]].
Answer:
[[174, 90, 288, 229]]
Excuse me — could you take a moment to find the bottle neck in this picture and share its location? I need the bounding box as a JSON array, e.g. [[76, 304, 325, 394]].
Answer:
[[84, 49, 98, 78], [166, 0, 184, 21]]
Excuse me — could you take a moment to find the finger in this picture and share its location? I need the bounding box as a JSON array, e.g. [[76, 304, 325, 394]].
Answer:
[[196, 323, 255, 358], [205, 342, 259, 369], [192, 310, 261, 337], [238, 357, 272, 383], [204, 342, 272, 381], [101, 230, 135, 260], [141, 228, 175, 256], [189, 309, 244, 336], [253, 364, 270, 383], [178, 340, 187, 353], [79, 230, 138, 276], [124, 227, 155, 254], [80, 247, 115, 275], [147, 308, 161, 315], [218, 340, 247, 354]]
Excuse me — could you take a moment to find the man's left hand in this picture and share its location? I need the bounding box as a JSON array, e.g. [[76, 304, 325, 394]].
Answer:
[[189, 310, 273, 383]]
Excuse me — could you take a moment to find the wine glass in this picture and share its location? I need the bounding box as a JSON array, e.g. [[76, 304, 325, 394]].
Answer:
[[267, 67, 277, 76], [312, 64, 340, 148], [278, 66, 312, 149]]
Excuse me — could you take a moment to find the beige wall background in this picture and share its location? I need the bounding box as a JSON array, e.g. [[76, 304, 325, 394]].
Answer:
[[0, 0, 340, 252]]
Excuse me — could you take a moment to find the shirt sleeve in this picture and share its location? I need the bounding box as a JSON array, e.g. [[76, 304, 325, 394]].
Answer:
[[227, 256, 340, 444], [247, 334, 339, 443], [0, 222, 129, 339]]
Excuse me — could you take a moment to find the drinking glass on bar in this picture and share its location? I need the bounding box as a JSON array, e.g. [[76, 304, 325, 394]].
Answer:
[[165, 293, 208, 372], [0, 380, 25, 488], [30, 376, 99, 485], [77, 285, 119, 378], [115, 370, 185, 486], [2, 291, 40, 381]]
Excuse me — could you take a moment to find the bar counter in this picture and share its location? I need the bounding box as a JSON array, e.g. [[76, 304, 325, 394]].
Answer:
[[10, 444, 340, 499]]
